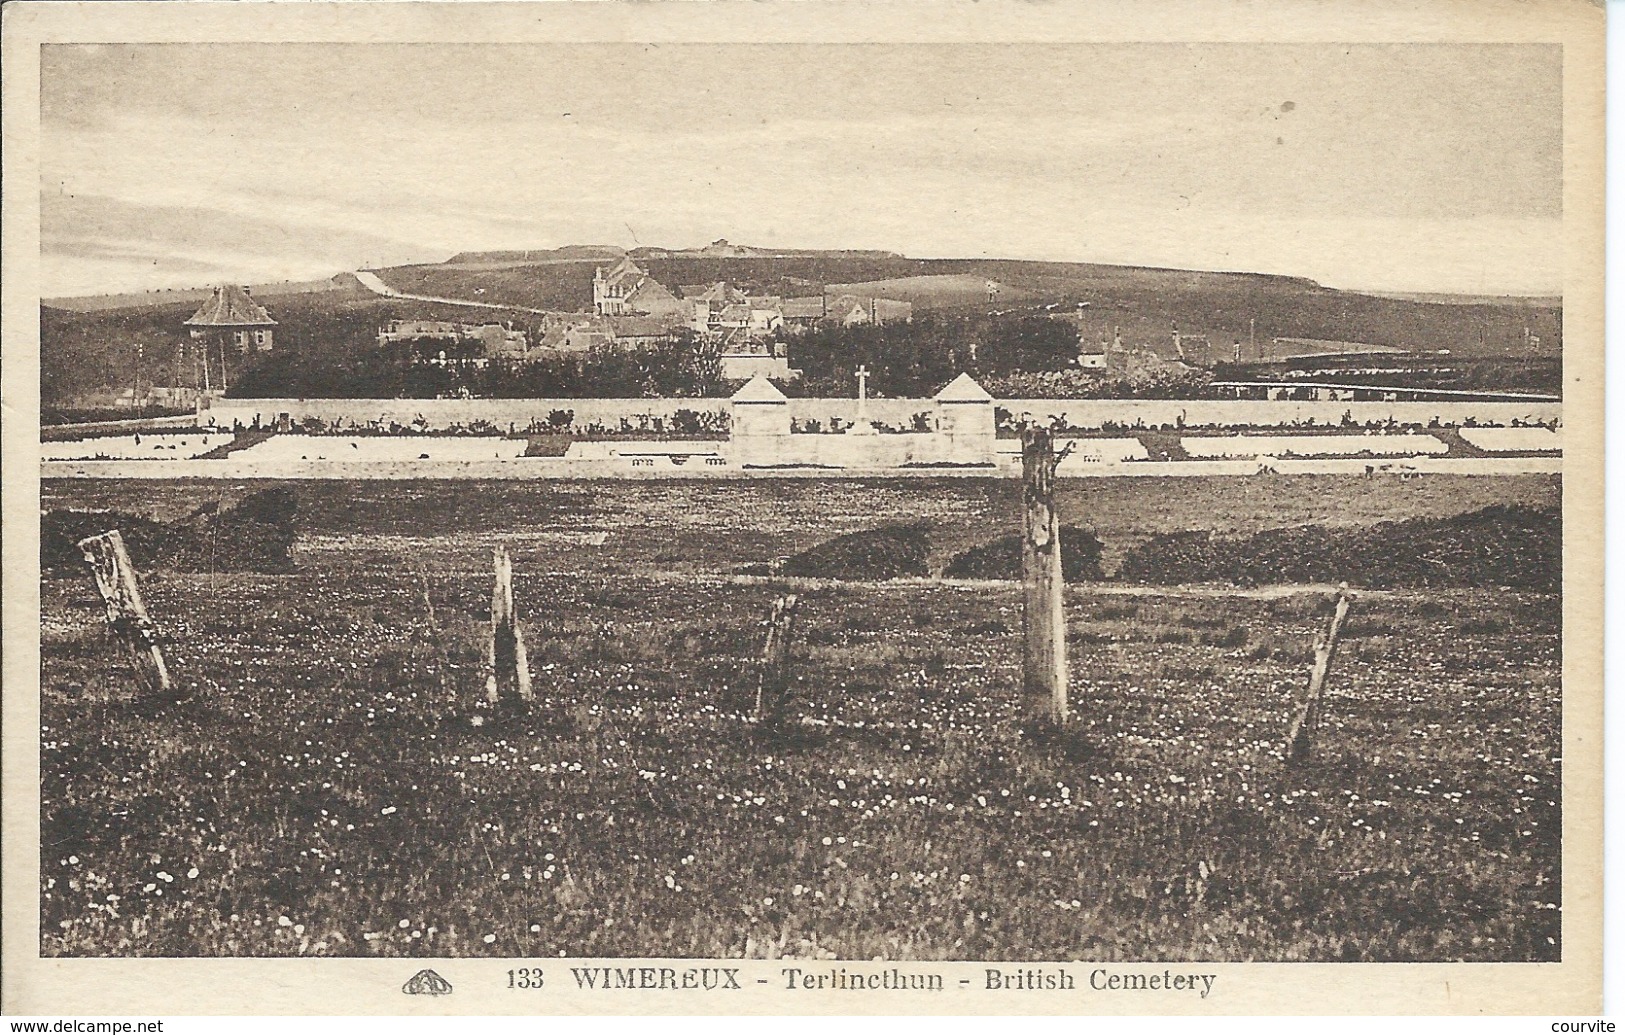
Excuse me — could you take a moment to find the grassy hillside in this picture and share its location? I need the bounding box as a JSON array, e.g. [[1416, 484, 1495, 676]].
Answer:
[[444, 246, 627, 265], [41, 251, 1563, 404], [825, 274, 1035, 308], [371, 255, 1562, 360], [43, 274, 363, 314], [40, 293, 551, 406], [376, 261, 600, 313]]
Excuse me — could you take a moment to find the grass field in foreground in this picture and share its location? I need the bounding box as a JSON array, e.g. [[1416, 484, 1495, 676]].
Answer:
[[38, 476, 1561, 961], [43, 473, 1560, 576]]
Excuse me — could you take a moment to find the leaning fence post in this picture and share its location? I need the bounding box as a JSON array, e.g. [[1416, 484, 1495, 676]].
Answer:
[[76, 530, 173, 695], [754, 594, 800, 728], [485, 544, 532, 706], [1021, 426, 1069, 727], [1285, 583, 1353, 762]]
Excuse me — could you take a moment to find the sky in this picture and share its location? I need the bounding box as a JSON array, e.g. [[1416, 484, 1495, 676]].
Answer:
[[39, 43, 1563, 297]]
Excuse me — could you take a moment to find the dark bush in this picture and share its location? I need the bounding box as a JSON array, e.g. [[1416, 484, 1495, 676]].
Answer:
[[228, 486, 299, 527], [41, 510, 169, 573], [943, 524, 1105, 581], [41, 488, 302, 577], [780, 525, 931, 580], [1116, 505, 1559, 591]]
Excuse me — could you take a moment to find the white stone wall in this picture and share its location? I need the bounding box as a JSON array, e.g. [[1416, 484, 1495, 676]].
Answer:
[[206, 396, 1562, 433]]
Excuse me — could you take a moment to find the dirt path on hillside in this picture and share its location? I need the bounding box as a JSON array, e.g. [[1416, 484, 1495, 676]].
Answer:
[[353, 269, 554, 315]]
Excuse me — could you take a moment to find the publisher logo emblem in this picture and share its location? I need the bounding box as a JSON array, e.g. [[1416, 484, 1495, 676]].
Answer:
[[403, 969, 453, 996]]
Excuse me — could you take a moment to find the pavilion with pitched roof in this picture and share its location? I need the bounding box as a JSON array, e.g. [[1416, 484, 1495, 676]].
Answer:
[[184, 284, 277, 353]]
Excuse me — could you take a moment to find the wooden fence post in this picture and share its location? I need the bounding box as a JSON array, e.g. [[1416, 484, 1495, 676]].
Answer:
[[485, 544, 532, 706], [76, 530, 173, 695], [754, 593, 800, 728], [1285, 583, 1353, 762], [1021, 425, 1069, 727]]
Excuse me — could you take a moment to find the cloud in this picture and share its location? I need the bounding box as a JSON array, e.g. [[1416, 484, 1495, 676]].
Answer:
[[38, 43, 1563, 294], [40, 191, 434, 296]]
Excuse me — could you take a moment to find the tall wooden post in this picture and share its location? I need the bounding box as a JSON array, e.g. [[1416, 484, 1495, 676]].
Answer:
[[77, 530, 172, 695], [485, 545, 532, 705], [754, 594, 800, 728], [1020, 426, 1069, 726], [1285, 583, 1353, 762]]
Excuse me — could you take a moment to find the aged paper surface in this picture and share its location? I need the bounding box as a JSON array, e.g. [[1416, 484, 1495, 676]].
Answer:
[[1, 0, 1604, 1017]]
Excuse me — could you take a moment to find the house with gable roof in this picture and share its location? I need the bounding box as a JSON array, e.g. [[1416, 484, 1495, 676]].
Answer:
[[826, 294, 914, 327], [185, 284, 277, 353], [591, 257, 688, 322], [688, 282, 773, 334]]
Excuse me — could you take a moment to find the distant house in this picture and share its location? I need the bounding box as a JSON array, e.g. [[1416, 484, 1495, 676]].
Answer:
[[378, 319, 527, 358], [780, 296, 827, 331], [559, 321, 615, 351], [592, 257, 687, 320], [720, 353, 799, 382], [112, 385, 201, 409], [377, 320, 463, 345], [605, 315, 682, 346], [687, 281, 746, 332], [541, 315, 682, 351], [185, 284, 276, 353], [1078, 348, 1108, 370], [688, 282, 785, 338], [689, 282, 748, 304], [719, 332, 799, 381], [467, 323, 529, 358], [825, 294, 913, 327]]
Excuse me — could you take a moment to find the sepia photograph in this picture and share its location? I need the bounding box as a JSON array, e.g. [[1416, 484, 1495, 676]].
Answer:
[[3, 0, 1604, 1018]]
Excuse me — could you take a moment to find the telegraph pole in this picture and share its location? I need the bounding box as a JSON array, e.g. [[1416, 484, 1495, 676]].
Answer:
[[132, 342, 144, 414]]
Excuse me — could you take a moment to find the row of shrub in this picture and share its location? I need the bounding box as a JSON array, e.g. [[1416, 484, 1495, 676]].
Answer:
[[778, 524, 1106, 581], [43, 493, 1559, 591], [776, 504, 1558, 590], [42, 487, 301, 576], [1115, 504, 1559, 591]]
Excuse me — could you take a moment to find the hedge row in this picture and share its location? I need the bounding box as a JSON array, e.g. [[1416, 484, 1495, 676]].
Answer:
[[779, 505, 1557, 590], [943, 525, 1105, 581], [1115, 504, 1559, 590], [43, 487, 301, 576]]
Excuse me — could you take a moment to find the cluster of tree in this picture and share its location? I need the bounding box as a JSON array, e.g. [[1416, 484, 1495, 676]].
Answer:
[[784, 313, 1082, 397], [277, 406, 729, 438], [228, 311, 1133, 400], [230, 336, 713, 400], [1211, 356, 1562, 398], [981, 367, 1216, 400]]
